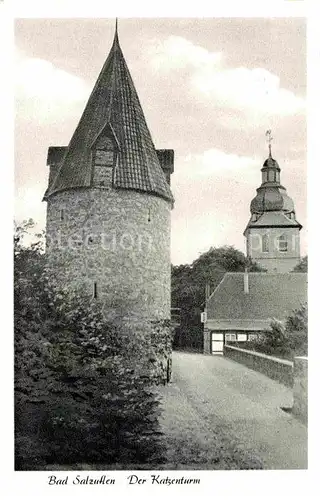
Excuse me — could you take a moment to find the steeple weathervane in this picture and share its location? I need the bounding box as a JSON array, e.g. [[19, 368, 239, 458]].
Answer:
[[266, 129, 273, 158]]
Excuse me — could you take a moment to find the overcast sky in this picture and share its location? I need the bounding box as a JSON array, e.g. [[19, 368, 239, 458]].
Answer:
[[14, 17, 306, 265]]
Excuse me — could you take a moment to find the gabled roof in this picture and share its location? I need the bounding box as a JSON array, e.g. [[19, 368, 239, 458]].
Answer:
[[44, 29, 173, 203], [206, 272, 307, 322]]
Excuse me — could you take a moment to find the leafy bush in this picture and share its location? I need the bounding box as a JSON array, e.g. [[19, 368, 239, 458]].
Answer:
[[14, 220, 166, 470], [286, 303, 307, 333], [292, 256, 308, 273], [245, 304, 308, 360]]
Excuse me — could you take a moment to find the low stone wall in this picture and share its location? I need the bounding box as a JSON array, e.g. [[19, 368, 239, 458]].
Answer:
[[292, 356, 308, 423], [224, 345, 294, 387]]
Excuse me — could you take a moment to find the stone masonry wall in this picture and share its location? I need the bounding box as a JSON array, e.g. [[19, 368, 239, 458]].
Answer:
[[45, 187, 171, 322]]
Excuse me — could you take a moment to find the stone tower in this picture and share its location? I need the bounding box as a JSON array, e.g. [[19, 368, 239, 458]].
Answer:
[[44, 26, 174, 335], [244, 140, 302, 273]]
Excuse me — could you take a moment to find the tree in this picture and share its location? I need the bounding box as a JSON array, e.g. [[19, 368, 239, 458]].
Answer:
[[292, 256, 308, 273]]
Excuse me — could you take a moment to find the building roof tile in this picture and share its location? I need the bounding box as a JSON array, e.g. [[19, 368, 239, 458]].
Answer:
[[45, 29, 173, 203], [244, 211, 302, 233]]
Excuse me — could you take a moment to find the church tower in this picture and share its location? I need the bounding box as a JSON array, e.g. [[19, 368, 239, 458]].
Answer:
[[43, 24, 174, 374], [244, 132, 302, 273]]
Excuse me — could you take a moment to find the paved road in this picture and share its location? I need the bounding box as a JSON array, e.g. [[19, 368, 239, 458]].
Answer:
[[158, 351, 307, 470]]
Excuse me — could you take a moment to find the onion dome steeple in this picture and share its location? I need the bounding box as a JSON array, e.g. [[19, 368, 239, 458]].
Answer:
[[244, 132, 302, 273], [249, 131, 298, 219], [44, 21, 173, 203]]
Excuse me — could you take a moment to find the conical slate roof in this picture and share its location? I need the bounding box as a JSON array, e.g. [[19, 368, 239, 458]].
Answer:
[[45, 29, 173, 202]]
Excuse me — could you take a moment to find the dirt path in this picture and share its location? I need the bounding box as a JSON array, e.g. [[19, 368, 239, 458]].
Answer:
[[156, 351, 307, 470]]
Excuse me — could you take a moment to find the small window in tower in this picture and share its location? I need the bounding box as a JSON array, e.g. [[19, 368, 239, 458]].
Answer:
[[277, 234, 288, 252], [262, 233, 269, 252], [60, 209, 65, 221], [262, 171, 268, 183], [148, 208, 151, 222], [92, 135, 116, 188], [95, 149, 114, 166], [93, 282, 98, 299]]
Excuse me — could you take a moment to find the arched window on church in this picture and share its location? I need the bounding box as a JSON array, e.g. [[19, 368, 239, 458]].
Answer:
[[262, 233, 269, 252], [277, 234, 288, 252]]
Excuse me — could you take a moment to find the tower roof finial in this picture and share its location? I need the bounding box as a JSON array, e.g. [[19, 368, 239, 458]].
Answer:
[[112, 18, 119, 46], [265, 129, 273, 158], [116, 18, 119, 40]]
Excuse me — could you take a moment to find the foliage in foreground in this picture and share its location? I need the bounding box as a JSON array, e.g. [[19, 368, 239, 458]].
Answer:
[[14, 220, 165, 470]]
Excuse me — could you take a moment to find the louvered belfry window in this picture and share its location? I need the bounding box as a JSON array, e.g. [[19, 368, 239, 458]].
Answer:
[[262, 233, 269, 252], [277, 234, 288, 252], [93, 135, 115, 187]]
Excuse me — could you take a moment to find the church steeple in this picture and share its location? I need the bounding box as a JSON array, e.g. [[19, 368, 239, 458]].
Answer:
[[244, 133, 302, 273], [44, 23, 173, 203], [258, 130, 282, 188]]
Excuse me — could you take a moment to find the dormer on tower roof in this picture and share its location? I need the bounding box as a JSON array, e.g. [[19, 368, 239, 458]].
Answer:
[[44, 23, 173, 203]]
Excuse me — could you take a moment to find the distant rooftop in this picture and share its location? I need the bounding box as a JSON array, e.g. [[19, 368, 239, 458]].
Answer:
[[206, 272, 307, 322]]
